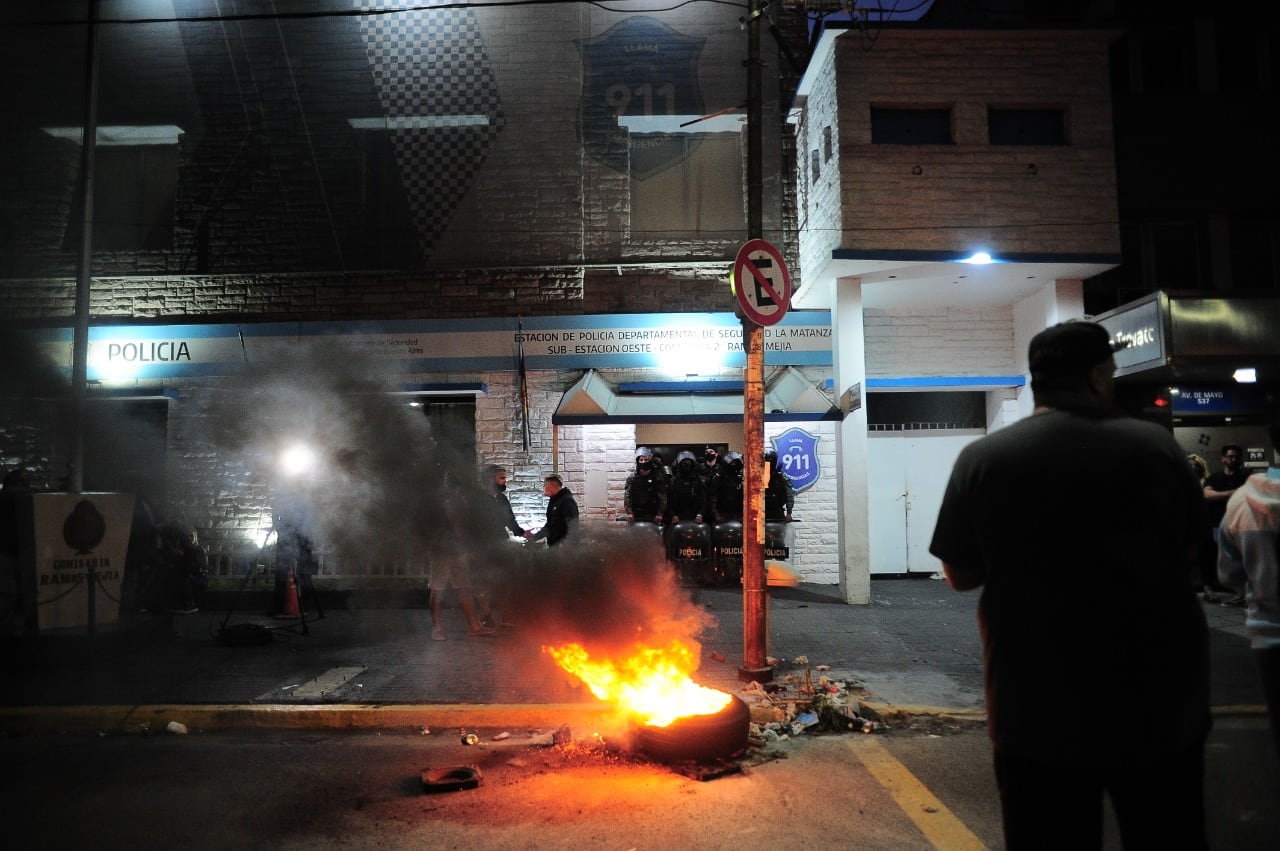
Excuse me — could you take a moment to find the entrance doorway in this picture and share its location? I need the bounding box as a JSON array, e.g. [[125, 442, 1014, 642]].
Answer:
[[868, 431, 981, 575]]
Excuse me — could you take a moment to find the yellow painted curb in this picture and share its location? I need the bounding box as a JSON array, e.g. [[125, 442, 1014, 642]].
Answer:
[[0, 704, 616, 734]]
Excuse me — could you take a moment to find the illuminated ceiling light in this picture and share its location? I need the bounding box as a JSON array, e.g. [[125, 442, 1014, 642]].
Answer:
[[1233, 367, 1257, 383], [279, 443, 317, 477], [960, 252, 994, 265]]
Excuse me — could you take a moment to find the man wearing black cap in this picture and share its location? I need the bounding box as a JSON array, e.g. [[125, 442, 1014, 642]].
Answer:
[[930, 320, 1210, 849]]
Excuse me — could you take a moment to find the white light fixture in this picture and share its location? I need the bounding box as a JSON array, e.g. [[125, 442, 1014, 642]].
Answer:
[[1233, 368, 1257, 384], [960, 252, 994, 265], [43, 125, 184, 145]]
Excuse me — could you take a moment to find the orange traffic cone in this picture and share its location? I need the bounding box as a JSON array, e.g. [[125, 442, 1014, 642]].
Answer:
[[275, 566, 302, 619]]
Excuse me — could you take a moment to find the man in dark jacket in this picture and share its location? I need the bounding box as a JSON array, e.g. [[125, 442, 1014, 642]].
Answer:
[[525, 474, 579, 547]]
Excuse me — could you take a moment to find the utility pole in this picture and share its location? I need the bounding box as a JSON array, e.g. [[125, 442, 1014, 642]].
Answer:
[[71, 0, 101, 497], [738, 0, 772, 684]]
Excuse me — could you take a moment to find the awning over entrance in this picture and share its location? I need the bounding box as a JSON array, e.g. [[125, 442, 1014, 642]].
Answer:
[[552, 367, 840, 424]]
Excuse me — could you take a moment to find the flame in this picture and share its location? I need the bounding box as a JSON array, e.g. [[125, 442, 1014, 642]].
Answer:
[[545, 639, 731, 727]]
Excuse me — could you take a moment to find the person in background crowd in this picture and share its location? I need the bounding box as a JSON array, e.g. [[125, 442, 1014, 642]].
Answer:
[[697, 446, 721, 491], [484, 464, 527, 539], [525, 474, 579, 547], [479, 463, 524, 629], [664, 450, 708, 526], [1205, 444, 1254, 606], [1216, 423, 1280, 766], [155, 522, 208, 615], [929, 321, 1210, 850], [763, 449, 795, 522], [709, 451, 745, 523], [649, 450, 670, 488], [1187, 454, 1225, 599], [0, 468, 33, 627], [624, 447, 665, 524]]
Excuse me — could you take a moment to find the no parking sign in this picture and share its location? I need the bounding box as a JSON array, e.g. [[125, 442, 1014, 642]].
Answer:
[[733, 239, 791, 326]]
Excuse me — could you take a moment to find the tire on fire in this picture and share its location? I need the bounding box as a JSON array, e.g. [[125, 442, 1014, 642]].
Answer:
[[634, 695, 750, 763]]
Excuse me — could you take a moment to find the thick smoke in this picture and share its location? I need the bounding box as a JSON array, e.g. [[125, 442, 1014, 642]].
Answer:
[[203, 340, 716, 663]]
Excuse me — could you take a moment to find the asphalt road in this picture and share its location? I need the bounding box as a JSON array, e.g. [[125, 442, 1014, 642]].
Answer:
[[5, 715, 1276, 849]]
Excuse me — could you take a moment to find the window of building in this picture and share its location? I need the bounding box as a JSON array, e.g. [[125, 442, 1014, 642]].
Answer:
[[1217, 29, 1262, 91], [870, 108, 953, 145], [811, 149, 821, 183], [822, 126, 832, 161], [63, 145, 178, 251], [988, 108, 1067, 145], [1230, 219, 1280, 291], [867, 392, 985, 431], [1150, 221, 1204, 289], [630, 133, 746, 242]]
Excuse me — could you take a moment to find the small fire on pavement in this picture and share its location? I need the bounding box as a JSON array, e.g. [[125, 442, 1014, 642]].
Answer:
[[544, 638, 748, 763], [544, 638, 729, 726]]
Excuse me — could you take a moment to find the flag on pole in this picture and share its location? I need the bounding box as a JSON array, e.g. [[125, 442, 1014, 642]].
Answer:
[[517, 317, 531, 452]]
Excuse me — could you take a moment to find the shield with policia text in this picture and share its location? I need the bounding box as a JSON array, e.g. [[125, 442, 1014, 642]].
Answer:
[[576, 16, 707, 180], [772, 428, 820, 493]]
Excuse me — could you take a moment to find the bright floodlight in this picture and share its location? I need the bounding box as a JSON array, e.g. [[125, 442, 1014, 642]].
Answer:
[[960, 251, 994, 265], [1233, 367, 1257, 384], [279, 443, 316, 477]]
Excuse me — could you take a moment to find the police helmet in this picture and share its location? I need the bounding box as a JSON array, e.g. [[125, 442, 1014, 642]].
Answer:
[[635, 446, 652, 461], [723, 451, 743, 471], [675, 450, 697, 466]]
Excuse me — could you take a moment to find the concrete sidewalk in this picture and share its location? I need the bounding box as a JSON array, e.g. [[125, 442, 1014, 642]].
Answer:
[[0, 578, 1264, 732]]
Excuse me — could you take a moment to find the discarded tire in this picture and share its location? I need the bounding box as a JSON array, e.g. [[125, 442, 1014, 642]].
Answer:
[[421, 765, 482, 793], [635, 694, 749, 763]]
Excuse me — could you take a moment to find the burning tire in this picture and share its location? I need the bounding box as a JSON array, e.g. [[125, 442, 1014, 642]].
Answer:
[[634, 694, 750, 763]]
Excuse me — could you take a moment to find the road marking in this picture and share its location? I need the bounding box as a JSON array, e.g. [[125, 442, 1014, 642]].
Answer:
[[291, 667, 366, 699], [847, 737, 988, 851]]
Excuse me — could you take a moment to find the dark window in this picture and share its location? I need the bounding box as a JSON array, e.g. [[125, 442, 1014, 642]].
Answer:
[[1230, 219, 1280, 291], [1139, 27, 1197, 93], [870, 108, 952, 145], [988, 108, 1067, 145], [1150, 222, 1203, 289], [822, 126, 832, 161], [349, 132, 422, 269], [811, 149, 820, 182], [867, 392, 985, 430], [64, 145, 178, 251], [1217, 30, 1260, 91]]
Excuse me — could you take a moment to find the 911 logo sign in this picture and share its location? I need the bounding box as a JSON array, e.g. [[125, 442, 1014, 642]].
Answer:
[[772, 428, 820, 493], [576, 16, 706, 179]]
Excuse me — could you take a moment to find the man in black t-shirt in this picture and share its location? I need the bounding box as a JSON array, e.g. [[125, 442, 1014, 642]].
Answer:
[[930, 321, 1209, 849]]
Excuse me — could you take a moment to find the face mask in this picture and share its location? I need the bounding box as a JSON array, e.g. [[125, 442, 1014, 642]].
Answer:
[[496, 482, 507, 492], [638, 462, 652, 472]]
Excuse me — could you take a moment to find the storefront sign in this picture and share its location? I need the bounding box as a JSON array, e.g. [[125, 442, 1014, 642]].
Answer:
[[31, 312, 833, 382], [1094, 294, 1166, 377], [1172, 388, 1233, 414]]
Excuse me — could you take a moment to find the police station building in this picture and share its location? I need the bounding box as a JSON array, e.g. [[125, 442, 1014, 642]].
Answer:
[[2, 5, 1131, 603]]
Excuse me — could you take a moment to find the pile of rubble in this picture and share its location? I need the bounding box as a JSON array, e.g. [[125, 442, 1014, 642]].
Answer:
[[732, 655, 887, 746]]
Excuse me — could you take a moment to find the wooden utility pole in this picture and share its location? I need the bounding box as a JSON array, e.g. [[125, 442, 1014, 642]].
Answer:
[[738, 0, 771, 683]]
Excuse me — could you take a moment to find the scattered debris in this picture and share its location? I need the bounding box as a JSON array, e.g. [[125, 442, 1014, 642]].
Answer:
[[492, 731, 511, 741], [165, 721, 188, 735]]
